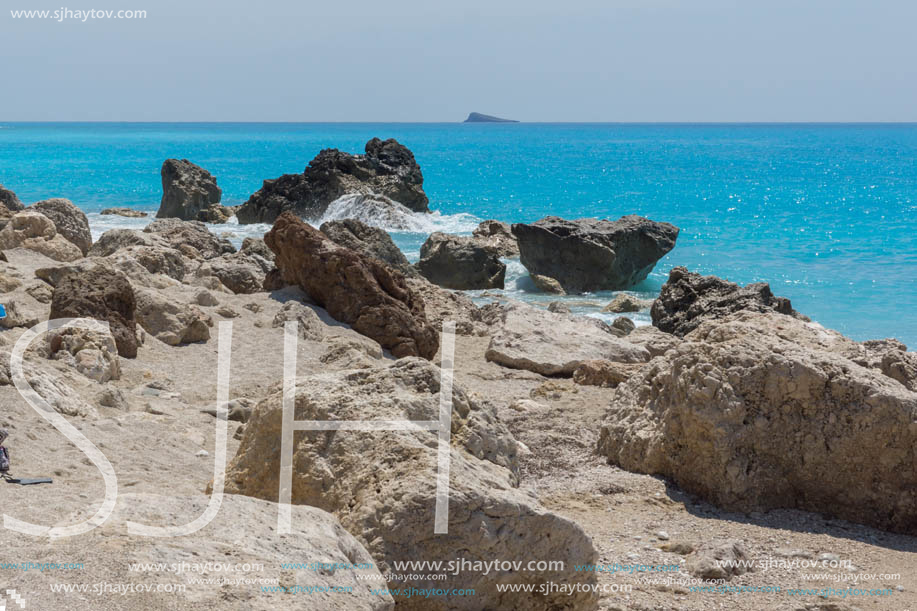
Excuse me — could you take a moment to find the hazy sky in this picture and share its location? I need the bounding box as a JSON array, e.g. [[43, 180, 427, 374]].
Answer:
[[2, 0, 915, 121]]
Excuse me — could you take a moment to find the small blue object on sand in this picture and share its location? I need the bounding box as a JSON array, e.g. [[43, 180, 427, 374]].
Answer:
[[0, 304, 6, 319]]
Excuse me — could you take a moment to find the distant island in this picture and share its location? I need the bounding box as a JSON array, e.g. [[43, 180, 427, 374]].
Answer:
[[463, 112, 519, 123]]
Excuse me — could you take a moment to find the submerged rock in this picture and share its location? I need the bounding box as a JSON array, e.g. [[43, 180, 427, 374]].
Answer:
[[157, 159, 235, 223], [265, 212, 438, 359], [30, 198, 92, 256], [236, 138, 428, 224], [512, 215, 679, 293], [416, 232, 506, 290]]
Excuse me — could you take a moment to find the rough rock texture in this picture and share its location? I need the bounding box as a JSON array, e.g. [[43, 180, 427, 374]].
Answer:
[[157, 158, 234, 222], [271, 301, 325, 341], [405, 277, 489, 337], [0, 184, 25, 211], [265, 213, 438, 359], [547, 301, 571, 314], [598, 310, 917, 535], [197, 252, 268, 294], [416, 232, 506, 290], [485, 301, 650, 376], [30, 198, 92, 256], [472, 220, 519, 257], [240, 237, 275, 262], [651, 266, 808, 337], [134, 288, 212, 346], [512, 215, 679, 293], [572, 359, 644, 388], [48, 327, 121, 383], [48, 267, 138, 358], [143, 218, 236, 259], [626, 325, 682, 358], [687, 540, 753, 581], [611, 316, 636, 335], [530, 274, 565, 295], [320, 218, 414, 275], [100, 207, 148, 218], [236, 138, 428, 224], [603, 293, 650, 313], [224, 358, 598, 611], [0, 205, 13, 231], [0, 210, 83, 262]]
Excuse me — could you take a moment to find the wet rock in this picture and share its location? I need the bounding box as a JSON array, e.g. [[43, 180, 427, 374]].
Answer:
[[472, 220, 519, 257], [416, 232, 505, 290]]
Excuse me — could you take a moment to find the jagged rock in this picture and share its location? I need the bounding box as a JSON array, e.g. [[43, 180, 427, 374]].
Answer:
[[405, 277, 488, 337], [319, 335, 384, 369], [0, 271, 22, 293], [0, 184, 24, 211], [512, 215, 679, 293], [844, 338, 917, 392], [625, 325, 682, 358], [472, 220, 519, 256], [30, 198, 92, 255], [223, 358, 598, 611], [651, 266, 808, 337], [0, 210, 83, 262], [271, 301, 324, 341], [485, 301, 650, 376], [236, 138, 428, 224], [530, 274, 565, 295], [134, 288, 212, 346], [611, 316, 636, 335], [265, 213, 438, 359], [603, 293, 650, 313], [89, 228, 157, 255], [240, 237, 275, 262], [143, 218, 235, 259], [48, 327, 121, 383], [196, 253, 267, 294], [100, 207, 148, 218], [417, 232, 505, 290], [49, 267, 138, 358], [320, 218, 414, 275], [572, 359, 644, 388], [156, 159, 234, 223], [598, 310, 917, 535]]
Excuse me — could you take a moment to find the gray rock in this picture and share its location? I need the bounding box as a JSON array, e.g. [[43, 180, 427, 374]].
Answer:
[[530, 274, 565, 295], [0, 184, 24, 211], [603, 293, 650, 313], [687, 540, 753, 581], [271, 301, 324, 341], [472, 219, 519, 257], [30, 198, 92, 256], [611, 316, 636, 335], [321, 218, 414, 275], [134, 288, 212, 345], [100, 207, 148, 218], [143, 218, 235, 259], [547, 301, 571, 314], [512, 215, 679, 293], [416, 232, 506, 290], [156, 159, 234, 223]]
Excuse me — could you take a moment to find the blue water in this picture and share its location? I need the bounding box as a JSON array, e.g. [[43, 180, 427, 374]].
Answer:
[[1, 122, 915, 346]]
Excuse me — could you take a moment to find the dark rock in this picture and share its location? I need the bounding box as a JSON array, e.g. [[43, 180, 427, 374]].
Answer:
[[0, 185, 24, 212], [236, 138, 428, 224], [240, 237, 274, 263], [143, 218, 235, 260], [157, 159, 234, 223], [611, 316, 636, 335], [30, 198, 92, 256], [512, 215, 679, 293], [416, 232, 506, 290], [320, 218, 414, 276], [472, 220, 519, 257], [49, 267, 138, 358], [651, 266, 808, 337], [464, 112, 519, 123], [265, 213, 438, 359], [100, 208, 148, 218]]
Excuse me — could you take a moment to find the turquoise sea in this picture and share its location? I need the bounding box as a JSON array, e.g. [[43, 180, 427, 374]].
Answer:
[[1, 123, 915, 346]]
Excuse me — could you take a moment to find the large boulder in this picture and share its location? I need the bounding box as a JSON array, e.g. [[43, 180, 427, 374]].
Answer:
[[651, 266, 808, 337], [598, 310, 917, 535], [196, 252, 268, 294], [236, 138, 428, 224], [223, 358, 599, 611], [416, 232, 506, 290], [512, 215, 679, 293], [472, 219, 519, 257], [0, 184, 24, 211], [143, 218, 235, 259], [320, 218, 414, 275], [405, 276, 489, 337], [48, 267, 138, 358], [134, 288, 212, 345], [265, 213, 438, 359], [0, 210, 83, 262], [485, 301, 650, 376], [156, 159, 235, 223], [30, 198, 92, 256]]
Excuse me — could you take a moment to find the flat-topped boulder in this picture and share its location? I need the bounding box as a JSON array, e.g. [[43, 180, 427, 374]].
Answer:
[[156, 158, 235, 223], [512, 215, 679, 293], [236, 138, 428, 224], [416, 232, 506, 290]]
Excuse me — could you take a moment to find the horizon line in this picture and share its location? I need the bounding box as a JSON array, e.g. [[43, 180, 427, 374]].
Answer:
[[3, 120, 917, 126]]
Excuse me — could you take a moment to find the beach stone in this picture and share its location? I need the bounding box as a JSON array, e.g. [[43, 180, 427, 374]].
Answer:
[[572, 359, 643, 388], [603, 293, 649, 313], [271, 301, 324, 341], [100, 207, 148, 218], [512, 215, 679, 293], [236, 138, 428, 224], [89, 228, 158, 255], [417, 232, 506, 290], [134, 288, 212, 346], [651, 266, 807, 337], [0, 206, 13, 231], [265, 213, 438, 359], [49, 327, 121, 383], [223, 358, 598, 611], [485, 301, 650, 376], [547, 301, 571, 314], [611, 316, 636, 335], [49, 266, 138, 358], [240, 236, 275, 262], [626, 325, 682, 357], [143, 218, 235, 259], [320, 218, 414, 276], [405, 276, 489, 337], [0, 297, 43, 330], [472, 219, 519, 257], [197, 252, 267, 294], [0, 210, 83, 262], [687, 540, 752, 581], [531, 274, 565, 295], [0, 184, 24, 212], [30, 198, 92, 256], [157, 158, 234, 223], [599, 310, 917, 535]]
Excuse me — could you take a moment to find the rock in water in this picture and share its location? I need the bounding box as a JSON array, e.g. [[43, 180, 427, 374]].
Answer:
[[320, 218, 415, 276], [157, 159, 234, 223], [49, 267, 138, 358], [264, 212, 438, 359], [100, 207, 148, 218], [224, 358, 599, 611], [30, 198, 93, 256], [0, 210, 83, 262], [651, 266, 807, 337], [472, 219, 519, 256], [512, 215, 679, 293], [236, 138, 429, 224], [416, 232, 506, 290], [598, 310, 917, 535], [530, 274, 565, 295], [0, 184, 24, 211]]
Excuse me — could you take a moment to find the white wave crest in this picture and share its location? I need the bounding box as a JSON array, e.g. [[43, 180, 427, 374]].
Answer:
[[317, 193, 480, 234]]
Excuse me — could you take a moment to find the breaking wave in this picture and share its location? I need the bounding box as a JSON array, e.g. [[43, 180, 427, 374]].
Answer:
[[316, 193, 481, 235]]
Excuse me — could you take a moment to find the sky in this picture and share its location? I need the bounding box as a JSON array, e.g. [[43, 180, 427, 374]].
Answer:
[[1, 0, 916, 122]]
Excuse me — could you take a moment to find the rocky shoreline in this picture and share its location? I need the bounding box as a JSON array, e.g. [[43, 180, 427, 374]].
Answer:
[[2, 152, 916, 610]]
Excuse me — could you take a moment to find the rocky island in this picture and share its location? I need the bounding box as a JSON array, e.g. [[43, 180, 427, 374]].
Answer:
[[463, 112, 519, 123]]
